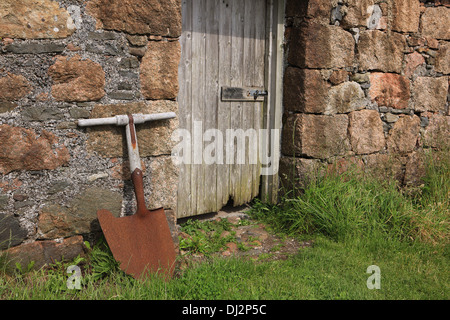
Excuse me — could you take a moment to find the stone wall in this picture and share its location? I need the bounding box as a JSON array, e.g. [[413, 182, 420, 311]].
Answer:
[[1, 0, 449, 267], [0, 0, 181, 265], [281, 0, 449, 191]]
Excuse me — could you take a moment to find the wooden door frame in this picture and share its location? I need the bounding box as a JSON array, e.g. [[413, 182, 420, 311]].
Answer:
[[260, 0, 285, 204]]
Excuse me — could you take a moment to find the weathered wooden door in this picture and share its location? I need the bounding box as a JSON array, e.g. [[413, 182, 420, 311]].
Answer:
[[177, 0, 282, 218]]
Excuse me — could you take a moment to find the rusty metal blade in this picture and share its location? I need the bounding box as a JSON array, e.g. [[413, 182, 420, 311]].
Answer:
[[97, 208, 176, 280]]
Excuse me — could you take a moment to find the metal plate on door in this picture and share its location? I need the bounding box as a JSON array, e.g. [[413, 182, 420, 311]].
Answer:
[[221, 87, 268, 102]]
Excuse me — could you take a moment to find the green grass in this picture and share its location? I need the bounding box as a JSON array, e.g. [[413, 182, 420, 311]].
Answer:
[[252, 174, 415, 242], [178, 218, 239, 255], [252, 151, 449, 245], [0, 150, 448, 300], [1, 236, 447, 300]]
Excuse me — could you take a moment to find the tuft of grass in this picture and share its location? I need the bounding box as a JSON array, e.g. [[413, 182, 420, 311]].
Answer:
[[252, 172, 411, 242], [251, 150, 449, 245], [408, 150, 449, 245], [87, 238, 121, 280], [178, 218, 238, 255]]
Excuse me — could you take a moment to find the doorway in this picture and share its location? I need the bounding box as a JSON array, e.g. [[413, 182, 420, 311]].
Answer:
[[177, 0, 285, 218]]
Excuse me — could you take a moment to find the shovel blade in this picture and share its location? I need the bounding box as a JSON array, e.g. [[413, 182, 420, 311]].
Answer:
[[97, 208, 176, 280]]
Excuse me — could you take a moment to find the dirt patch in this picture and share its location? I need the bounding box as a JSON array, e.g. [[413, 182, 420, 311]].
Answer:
[[176, 206, 313, 269]]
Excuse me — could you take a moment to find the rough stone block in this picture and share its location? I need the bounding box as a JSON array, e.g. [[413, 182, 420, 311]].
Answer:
[[0, 101, 17, 113], [129, 47, 147, 58], [340, 0, 375, 28], [285, 0, 307, 17], [288, 21, 354, 69], [404, 151, 426, 186], [412, 76, 449, 112], [86, 0, 182, 37], [327, 156, 365, 176], [351, 73, 370, 83], [108, 91, 135, 101], [286, 0, 332, 23], [278, 156, 326, 193], [391, 0, 421, 33], [140, 41, 180, 100], [22, 106, 64, 121], [281, 113, 350, 159], [1, 236, 87, 273], [348, 109, 386, 154], [0, 125, 69, 174], [47, 180, 72, 195], [87, 31, 118, 41], [363, 153, 404, 182], [0, 0, 76, 39], [367, 4, 385, 30], [384, 113, 400, 123], [147, 156, 178, 211], [329, 69, 349, 85], [403, 51, 426, 78], [118, 70, 139, 80], [325, 81, 366, 115], [369, 73, 411, 109], [119, 57, 140, 69], [358, 30, 407, 73], [281, 115, 302, 157], [0, 213, 28, 250], [127, 34, 149, 47], [0, 194, 8, 210], [0, 73, 31, 101], [48, 55, 105, 102], [38, 187, 122, 239], [283, 67, 330, 113], [435, 42, 450, 74], [284, 73, 365, 115], [5, 43, 65, 54], [420, 7, 450, 40], [69, 108, 90, 119], [387, 115, 421, 154], [423, 114, 450, 149]]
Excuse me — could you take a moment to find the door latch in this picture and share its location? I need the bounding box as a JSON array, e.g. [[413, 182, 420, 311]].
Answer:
[[248, 89, 268, 100], [221, 87, 268, 102]]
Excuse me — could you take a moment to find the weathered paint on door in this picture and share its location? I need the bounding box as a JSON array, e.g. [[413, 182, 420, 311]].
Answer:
[[177, 0, 270, 218]]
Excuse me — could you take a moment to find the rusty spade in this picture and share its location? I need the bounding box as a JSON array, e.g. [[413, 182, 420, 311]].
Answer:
[[78, 112, 177, 280]]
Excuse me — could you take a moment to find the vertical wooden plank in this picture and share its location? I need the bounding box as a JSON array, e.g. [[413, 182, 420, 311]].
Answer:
[[237, 0, 257, 205], [177, 0, 192, 218], [260, 0, 285, 204], [260, 0, 274, 202], [268, 0, 285, 203], [217, 0, 232, 209], [191, 0, 206, 216], [252, 0, 267, 199], [202, 0, 220, 213], [230, 0, 245, 206]]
